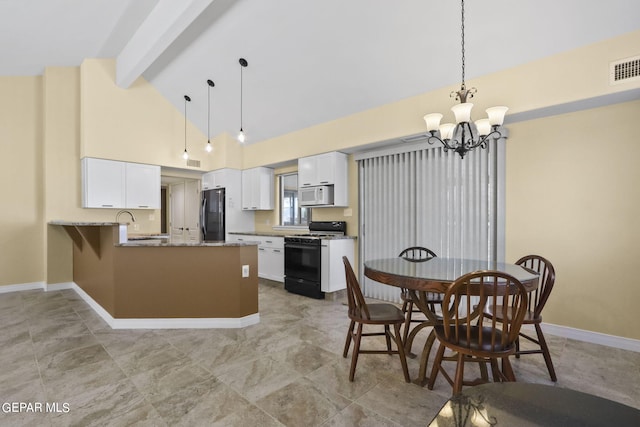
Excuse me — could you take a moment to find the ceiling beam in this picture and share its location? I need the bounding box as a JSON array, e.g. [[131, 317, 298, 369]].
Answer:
[[116, 0, 214, 88]]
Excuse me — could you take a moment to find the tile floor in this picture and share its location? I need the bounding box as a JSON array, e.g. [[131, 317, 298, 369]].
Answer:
[[1, 279, 639, 426]]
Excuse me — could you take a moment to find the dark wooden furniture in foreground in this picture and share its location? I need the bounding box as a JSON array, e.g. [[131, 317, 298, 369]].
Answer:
[[364, 257, 539, 386], [429, 382, 640, 426], [427, 271, 528, 395], [484, 255, 557, 381], [398, 247, 440, 345], [342, 256, 410, 383]]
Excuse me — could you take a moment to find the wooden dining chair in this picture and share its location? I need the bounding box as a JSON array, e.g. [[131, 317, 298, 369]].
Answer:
[[483, 255, 557, 381], [427, 270, 528, 395], [398, 247, 439, 344], [342, 256, 410, 383]]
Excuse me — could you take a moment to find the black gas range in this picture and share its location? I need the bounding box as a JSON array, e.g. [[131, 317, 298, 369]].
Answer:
[[284, 221, 346, 299]]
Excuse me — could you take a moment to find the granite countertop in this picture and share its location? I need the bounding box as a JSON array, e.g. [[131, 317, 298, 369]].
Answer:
[[116, 240, 259, 247], [229, 231, 357, 240], [228, 231, 290, 237], [49, 220, 123, 226]]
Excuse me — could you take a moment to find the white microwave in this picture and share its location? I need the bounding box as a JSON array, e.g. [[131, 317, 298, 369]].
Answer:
[[299, 185, 334, 206]]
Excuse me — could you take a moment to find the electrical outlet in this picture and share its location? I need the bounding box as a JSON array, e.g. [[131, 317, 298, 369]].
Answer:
[[343, 208, 353, 217], [242, 265, 250, 277], [133, 223, 140, 231], [148, 214, 155, 221]]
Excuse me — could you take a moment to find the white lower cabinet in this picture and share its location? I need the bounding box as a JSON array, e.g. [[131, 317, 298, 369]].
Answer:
[[259, 237, 284, 282], [230, 234, 284, 282], [321, 239, 355, 292]]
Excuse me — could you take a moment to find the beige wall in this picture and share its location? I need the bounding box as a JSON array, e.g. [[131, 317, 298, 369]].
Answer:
[[0, 76, 44, 286], [1, 31, 639, 340], [505, 99, 640, 338]]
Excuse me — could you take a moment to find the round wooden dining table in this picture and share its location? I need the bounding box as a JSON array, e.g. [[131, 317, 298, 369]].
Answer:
[[363, 257, 540, 385]]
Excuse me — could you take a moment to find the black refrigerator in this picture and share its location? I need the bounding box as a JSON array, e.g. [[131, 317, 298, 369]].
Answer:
[[201, 188, 225, 241]]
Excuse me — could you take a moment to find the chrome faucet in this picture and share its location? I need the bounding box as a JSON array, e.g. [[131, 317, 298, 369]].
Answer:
[[116, 210, 136, 223]]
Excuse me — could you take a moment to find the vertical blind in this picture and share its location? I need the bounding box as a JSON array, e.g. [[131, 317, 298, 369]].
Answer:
[[357, 134, 506, 302]]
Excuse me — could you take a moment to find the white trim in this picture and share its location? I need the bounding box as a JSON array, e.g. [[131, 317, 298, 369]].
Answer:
[[45, 282, 75, 291], [0, 281, 45, 293], [0, 281, 260, 329], [2, 281, 637, 347], [521, 323, 640, 353], [109, 314, 260, 330], [70, 282, 260, 329]]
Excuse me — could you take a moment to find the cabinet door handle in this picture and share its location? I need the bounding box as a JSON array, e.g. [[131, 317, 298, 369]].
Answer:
[[273, 249, 281, 253], [102, 204, 113, 207], [138, 205, 149, 208], [259, 248, 265, 251], [302, 183, 311, 186], [319, 181, 329, 184], [265, 240, 273, 244]]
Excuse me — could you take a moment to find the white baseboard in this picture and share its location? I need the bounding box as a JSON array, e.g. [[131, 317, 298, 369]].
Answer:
[[0, 281, 260, 329], [1, 282, 637, 345], [0, 281, 45, 293], [522, 323, 640, 353], [70, 282, 260, 329]]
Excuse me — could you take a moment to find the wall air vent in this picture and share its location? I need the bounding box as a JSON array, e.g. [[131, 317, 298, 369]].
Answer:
[[186, 158, 201, 168], [609, 55, 640, 85]]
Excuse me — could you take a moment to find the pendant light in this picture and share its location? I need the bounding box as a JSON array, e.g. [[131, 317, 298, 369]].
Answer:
[[206, 79, 214, 153], [182, 95, 191, 160], [423, 0, 508, 158], [237, 58, 248, 143]]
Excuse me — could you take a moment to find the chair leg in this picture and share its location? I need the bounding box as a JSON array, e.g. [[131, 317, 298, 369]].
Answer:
[[515, 336, 521, 358], [393, 323, 411, 383], [384, 325, 392, 354], [417, 329, 437, 385], [349, 323, 364, 382], [535, 323, 557, 382], [501, 357, 516, 382], [489, 359, 501, 382], [427, 343, 446, 390], [453, 352, 465, 395], [479, 361, 489, 381], [402, 300, 414, 344], [343, 320, 355, 358]]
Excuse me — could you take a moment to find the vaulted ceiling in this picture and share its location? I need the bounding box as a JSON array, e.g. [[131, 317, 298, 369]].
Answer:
[[2, 0, 639, 145]]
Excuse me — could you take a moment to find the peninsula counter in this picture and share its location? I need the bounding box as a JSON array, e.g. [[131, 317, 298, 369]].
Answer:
[[50, 221, 259, 328]]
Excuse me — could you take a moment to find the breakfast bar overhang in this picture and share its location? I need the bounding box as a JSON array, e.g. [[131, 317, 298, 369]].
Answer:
[[50, 221, 260, 329]]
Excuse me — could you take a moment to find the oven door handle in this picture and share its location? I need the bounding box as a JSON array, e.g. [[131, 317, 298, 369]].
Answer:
[[285, 243, 320, 250]]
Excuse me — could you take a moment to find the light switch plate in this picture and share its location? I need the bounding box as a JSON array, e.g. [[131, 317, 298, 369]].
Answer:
[[242, 265, 250, 277]]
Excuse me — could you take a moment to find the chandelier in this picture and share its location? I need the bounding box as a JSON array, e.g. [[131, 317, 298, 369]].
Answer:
[[423, 0, 508, 159]]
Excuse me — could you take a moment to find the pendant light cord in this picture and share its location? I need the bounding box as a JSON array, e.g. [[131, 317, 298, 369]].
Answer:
[[240, 65, 244, 130]]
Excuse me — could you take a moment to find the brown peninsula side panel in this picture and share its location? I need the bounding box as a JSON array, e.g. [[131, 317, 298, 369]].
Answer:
[[112, 244, 258, 318], [71, 226, 117, 315]]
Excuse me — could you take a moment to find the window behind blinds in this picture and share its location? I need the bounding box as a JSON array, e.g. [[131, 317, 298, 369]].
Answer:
[[357, 133, 506, 302]]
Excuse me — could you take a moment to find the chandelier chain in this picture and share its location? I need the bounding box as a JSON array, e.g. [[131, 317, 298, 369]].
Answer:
[[460, 0, 466, 86]]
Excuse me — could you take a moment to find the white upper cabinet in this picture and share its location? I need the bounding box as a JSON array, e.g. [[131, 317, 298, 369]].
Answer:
[[82, 158, 160, 209], [82, 158, 126, 208], [298, 151, 348, 207], [242, 167, 274, 210], [298, 151, 347, 188], [125, 163, 161, 209], [202, 169, 231, 190]]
